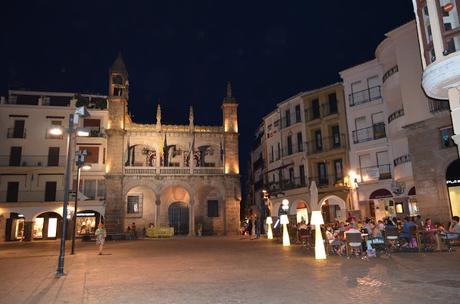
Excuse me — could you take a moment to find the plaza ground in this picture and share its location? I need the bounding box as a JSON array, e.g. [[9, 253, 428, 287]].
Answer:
[[0, 237, 460, 304]]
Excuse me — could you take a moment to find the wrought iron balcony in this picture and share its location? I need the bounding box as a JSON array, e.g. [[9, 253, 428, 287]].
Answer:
[[352, 122, 386, 144], [348, 86, 381, 107], [304, 134, 346, 155], [359, 164, 392, 181], [0, 155, 66, 167], [265, 177, 307, 193], [7, 128, 26, 139]]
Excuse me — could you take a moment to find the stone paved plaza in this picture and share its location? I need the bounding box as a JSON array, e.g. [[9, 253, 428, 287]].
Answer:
[[1, 237, 460, 304]]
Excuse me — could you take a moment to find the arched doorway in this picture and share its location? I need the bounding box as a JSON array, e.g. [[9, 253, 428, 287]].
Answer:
[[369, 189, 394, 220], [168, 202, 189, 235], [446, 159, 460, 217], [320, 196, 347, 223], [76, 210, 103, 237], [296, 202, 309, 224], [33, 212, 63, 239]]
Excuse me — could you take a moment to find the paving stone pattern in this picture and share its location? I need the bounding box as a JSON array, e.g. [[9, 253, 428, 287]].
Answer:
[[0, 238, 459, 304]]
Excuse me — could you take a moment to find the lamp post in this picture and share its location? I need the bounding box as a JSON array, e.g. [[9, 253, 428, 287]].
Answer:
[[310, 181, 326, 260], [347, 171, 360, 211], [52, 105, 90, 277], [280, 199, 290, 246], [70, 151, 90, 255]]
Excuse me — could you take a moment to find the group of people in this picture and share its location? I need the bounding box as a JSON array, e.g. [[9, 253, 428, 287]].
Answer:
[[295, 215, 460, 258], [240, 211, 263, 240]]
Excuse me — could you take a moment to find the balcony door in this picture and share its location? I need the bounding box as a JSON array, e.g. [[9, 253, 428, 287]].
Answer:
[[13, 120, 25, 138], [317, 162, 328, 186]]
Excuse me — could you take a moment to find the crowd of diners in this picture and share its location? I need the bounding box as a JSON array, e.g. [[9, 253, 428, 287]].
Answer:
[[294, 215, 460, 258]]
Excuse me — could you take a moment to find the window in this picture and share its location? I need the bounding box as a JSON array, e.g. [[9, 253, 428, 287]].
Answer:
[[299, 165, 306, 186], [44, 182, 57, 201], [12, 120, 25, 138], [277, 143, 281, 160], [331, 125, 340, 147], [295, 105, 301, 122], [318, 163, 328, 185], [79, 146, 99, 164], [314, 130, 322, 151], [207, 200, 219, 217], [440, 127, 456, 148], [6, 182, 19, 202], [9, 146, 22, 166], [97, 180, 106, 198], [83, 119, 101, 136], [289, 167, 294, 182], [127, 195, 141, 214], [285, 109, 291, 127], [270, 146, 274, 163], [84, 180, 97, 199], [287, 135, 293, 155], [334, 159, 343, 181], [47, 147, 60, 166], [296, 132, 303, 152], [377, 151, 391, 179], [328, 93, 338, 114], [312, 99, 320, 119]]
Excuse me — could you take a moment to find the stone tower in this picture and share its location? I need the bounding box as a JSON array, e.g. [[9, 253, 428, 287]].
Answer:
[[221, 81, 241, 234], [105, 53, 129, 233]]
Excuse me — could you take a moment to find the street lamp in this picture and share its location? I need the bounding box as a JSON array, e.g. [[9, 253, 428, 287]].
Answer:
[[347, 170, 360, 211], [70, 150, 91, 255], [54, 105, 90, 277], [280, 199, 290, 246]]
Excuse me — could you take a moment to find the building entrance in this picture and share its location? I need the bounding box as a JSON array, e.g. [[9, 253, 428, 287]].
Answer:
[[446, 159, 460, 217], [168, 202, 189, 235]]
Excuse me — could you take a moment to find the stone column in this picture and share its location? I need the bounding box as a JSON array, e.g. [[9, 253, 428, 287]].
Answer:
[[189, 199, 195, 236], [448, 87, 460, 157], [155, 198, 161, 227]]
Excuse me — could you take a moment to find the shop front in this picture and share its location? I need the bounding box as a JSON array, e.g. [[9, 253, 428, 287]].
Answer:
[[446, 159, 460, 217], [33, 212, 62, 239], [5, 213, 25, 241], [76, 210, 102, 237]]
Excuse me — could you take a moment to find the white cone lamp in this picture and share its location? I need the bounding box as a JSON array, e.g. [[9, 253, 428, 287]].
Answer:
[[266, 216, 273, 240], [311, 210, 326, 260], [280, 199, 290, 246]]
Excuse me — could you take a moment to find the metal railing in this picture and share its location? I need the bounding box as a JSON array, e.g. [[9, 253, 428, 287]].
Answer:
[[429, 99, 450, 113], [7, 128, 27, 139], [348, 86, 381, 107], [309, 175, 344, 188], [124, 166, 225, 176], [0, 155, 67, 167], [304, 134, 346, 155], [321, 102, 338, 117], [265, 177, 307, 193], [282, 143, 304, 157], [382, 65, 399, 83], [0, 190, 66, 203], [352, 122, 386, 144], [304, 107, 321, 122], [280, 113, 302, 129], [388, 109, 404, 124], [393, 154, 411, 167], [359, 164, 392, 181]]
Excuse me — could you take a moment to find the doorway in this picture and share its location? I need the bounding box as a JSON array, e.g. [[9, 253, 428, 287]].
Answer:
[[168, 202, 189, 235]]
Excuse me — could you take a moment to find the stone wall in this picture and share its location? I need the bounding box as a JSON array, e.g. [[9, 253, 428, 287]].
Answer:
[[406, 112, 458, 224]]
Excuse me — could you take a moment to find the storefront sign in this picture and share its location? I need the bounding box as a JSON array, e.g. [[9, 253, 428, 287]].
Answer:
[[447, 179, 460, 187]]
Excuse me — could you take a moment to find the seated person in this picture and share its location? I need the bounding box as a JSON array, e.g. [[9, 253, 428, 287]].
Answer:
[[400, 217, 416, 247], [443, 216, 460, 239]]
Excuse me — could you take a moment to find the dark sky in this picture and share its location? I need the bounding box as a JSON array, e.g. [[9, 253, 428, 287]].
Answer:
[[1, 0, 415, 185]]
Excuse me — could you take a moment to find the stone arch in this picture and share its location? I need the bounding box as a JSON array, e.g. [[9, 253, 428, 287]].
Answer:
[[195, 184, 225, 235], [159, 183, 194, 235], [125, 185, 158, 231], [290, 200, 310, 224], [319, 195, 347, 222], [32, 211, 63, 239]]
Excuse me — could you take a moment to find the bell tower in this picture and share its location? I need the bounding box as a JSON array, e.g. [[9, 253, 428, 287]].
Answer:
[[105, 53, 129, 234], [222, 81, 239, 175], [221, 81, 241, 235]]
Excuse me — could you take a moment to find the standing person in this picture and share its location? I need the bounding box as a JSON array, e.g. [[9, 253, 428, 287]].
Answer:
[[131, 222, 137, 239], [255, 215, 262, 239], [95, 223, 107, 255]]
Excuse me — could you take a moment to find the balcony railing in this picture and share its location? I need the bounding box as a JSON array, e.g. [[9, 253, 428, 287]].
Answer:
[[359, 164, 392, 181], [321, 103, 339, 117], [429, 99, 450, 113], [0, 190, 66, 203], [309, 175, 344, 188], [7, 128, 27, 139], [282, 143, 304, 157], [388, 109, 405, 124], [0, 155, 67, 167], [352, 122, 386, 144], [382, 65, 399, 83], [393, 154, 411, 167], [280, 113, 302, 129], [305, 107, 321, 122], [265, 177, 307, 193], [253, 157, 264, 171], [348, 86, 381, 107], [305, 134, 346, 155], [124, 166, 225, 176]]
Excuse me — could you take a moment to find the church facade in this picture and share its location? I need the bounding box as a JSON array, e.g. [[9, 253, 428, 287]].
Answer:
[[104, 55, 241, 236]]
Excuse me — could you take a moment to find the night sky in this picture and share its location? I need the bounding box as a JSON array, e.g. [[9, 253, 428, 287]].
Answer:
[[1, 1, 415, 188]]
